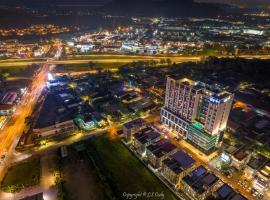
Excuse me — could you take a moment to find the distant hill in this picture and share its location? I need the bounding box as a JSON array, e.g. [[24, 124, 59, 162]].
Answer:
[[98, 0, 226, 17], [0, 0, 108, 7], [196, 0, 270, 9]]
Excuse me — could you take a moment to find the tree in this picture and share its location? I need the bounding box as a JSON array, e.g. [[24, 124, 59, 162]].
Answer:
[[88, 61, 97, 69], [166, 58, 172, 65], [221, 162, 229, 172], [149, 59, 157, 66], [160, 58, 166, 64]]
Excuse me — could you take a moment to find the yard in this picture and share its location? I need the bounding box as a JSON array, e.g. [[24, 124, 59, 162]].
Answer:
[[86, 135, 178, 200], [1, 157, 40, 193]]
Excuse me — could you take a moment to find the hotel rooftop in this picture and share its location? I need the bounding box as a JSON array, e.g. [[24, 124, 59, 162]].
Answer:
[[167, 76, 232, 99]]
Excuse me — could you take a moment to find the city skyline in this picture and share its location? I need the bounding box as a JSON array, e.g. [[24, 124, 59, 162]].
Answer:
[[0, 1, 269, 200]]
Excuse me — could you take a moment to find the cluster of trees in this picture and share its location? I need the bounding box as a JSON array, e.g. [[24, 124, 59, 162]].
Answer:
[[254, 144, 270, 158], [171, 57, 270, 85], [204, 57, 270, 83], [1, 158, 40, 193], [119, 58, 172, 74], [0, 71, 9, 86], [0, 64, 38, 80], [121, 58, 172, 68]]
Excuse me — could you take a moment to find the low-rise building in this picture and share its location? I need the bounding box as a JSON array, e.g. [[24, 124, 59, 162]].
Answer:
[[162, 150, 195, 187], [231, 149, 251, 170], [0, 91, 18, 116], [0, 91, 18, 105], [254, 161, 270, 192], [227, 119, 241, 133], [146, 139, 177, 169], [33, 119, 77, 138], [244, 154, 268, 179], [0, 104, 15, 115], [181, 166, 221, 200], [123, 118, 146, 142], [207, 184, 247, 200], [33, 92, 78, 139], [132, 127, 161, 156]]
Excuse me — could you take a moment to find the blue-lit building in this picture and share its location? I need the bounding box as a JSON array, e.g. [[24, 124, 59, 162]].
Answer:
[[161, 76, 233, 153]]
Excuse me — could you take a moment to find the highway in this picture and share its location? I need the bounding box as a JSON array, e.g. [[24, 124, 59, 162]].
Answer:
[[0, 47, 62, 157], [0, 56, 201, 68], [1, 54, 270, 68]]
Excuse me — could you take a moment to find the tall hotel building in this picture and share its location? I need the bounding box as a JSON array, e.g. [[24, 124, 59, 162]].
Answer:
[[161, 76, 233, 153]]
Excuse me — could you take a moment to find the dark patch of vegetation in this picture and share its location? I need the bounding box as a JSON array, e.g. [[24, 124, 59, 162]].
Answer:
[[1, 158, 40, 193], [85, 135, 178, 200]]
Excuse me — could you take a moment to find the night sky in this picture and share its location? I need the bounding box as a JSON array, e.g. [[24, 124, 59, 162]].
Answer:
[[196, 0, 270, 7], [0, 0, 269, 8]]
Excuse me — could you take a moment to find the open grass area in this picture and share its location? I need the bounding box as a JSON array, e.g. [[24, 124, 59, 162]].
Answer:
[[86, 135, 178, 200], [0, 64, 30, 70], [0, 58, 45, 69], [56, 62, 125, 72], [0, 66, 38, 78], [66, 54, 200, 64], [1, 157, 40, 193], [0, 61, 40, 77], [0, 58, 45, 63]]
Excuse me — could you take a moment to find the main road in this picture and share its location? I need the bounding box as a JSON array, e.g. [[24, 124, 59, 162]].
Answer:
[[0, 46, 63, 181], [0, 63, 49, 178], [1, 54, 270, 68]]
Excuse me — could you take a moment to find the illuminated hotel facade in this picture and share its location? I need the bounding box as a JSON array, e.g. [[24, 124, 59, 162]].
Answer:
[[161, 76, 233, 153]]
